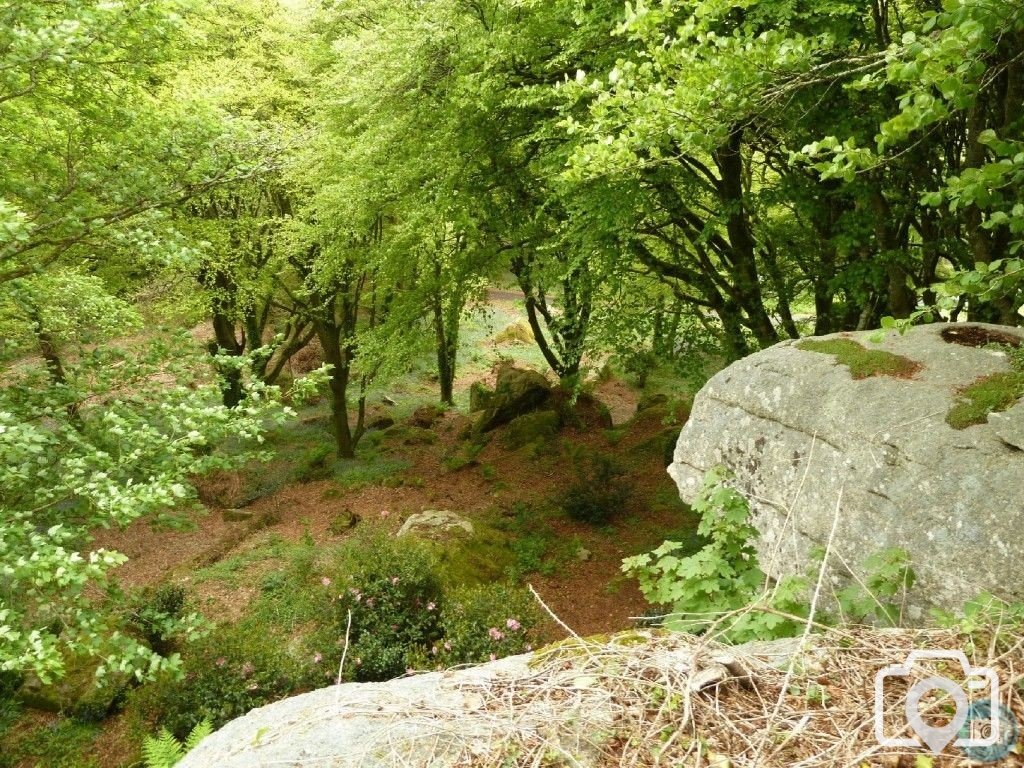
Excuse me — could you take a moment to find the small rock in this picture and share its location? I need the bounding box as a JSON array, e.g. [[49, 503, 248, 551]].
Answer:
[[472, 366, 552, 432], [410, 404, 444, 429], [329, 509, 360, 535], [367, 415, 396, 430], [636, 392, 669, 413], [397, 510, 474, 541]]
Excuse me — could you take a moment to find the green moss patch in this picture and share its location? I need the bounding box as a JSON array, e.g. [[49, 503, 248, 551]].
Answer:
[[797, 338, 921, 379], [946, 372, 1024, 429]]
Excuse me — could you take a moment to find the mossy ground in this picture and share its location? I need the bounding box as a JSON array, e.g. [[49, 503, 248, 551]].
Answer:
[[946, 371, 1024, 429], [796, 338, 920, 379]]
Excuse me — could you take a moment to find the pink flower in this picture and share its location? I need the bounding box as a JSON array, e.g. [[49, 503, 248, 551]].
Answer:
[[489, 653, 497, 661], [321, 577, 331, 587], [390, 576, 400, 585], [365, 597, 375, 608], [313, 652, 323, 664], [215, 657, 226, 667], [431, 646, 438, 655], [525, 644, 533, 652], [488, 627, 504, 642], [426, 602, 436, 611], [506, 618, 521, 632], [443, 641, 452, 651], [380, 510, 391, 518]]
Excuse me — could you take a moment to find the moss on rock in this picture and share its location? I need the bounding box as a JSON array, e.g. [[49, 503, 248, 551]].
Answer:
[[501, 410, 561, 450], [797, 338, 920, 379], [947, 372, 1024, 429]]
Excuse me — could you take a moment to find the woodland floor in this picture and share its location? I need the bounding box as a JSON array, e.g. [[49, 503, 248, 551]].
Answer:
[[5, 289, 702, 768], [92, 374, 691, 637]]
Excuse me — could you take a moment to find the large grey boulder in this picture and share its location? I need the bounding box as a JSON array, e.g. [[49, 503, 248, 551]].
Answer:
[[669, 323, 1024, 619]]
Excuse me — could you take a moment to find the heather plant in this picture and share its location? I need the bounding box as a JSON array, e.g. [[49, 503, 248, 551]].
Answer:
[[431, 584, 540, 666], [130, 622, 305, 739], [331, 538, 444, 682]]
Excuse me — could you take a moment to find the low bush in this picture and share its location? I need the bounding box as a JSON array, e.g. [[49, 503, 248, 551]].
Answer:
[[331, 538, 444, 682], [126, 583, 191, 656], [293, 444, 333, 482], [561, 453, 632, 524], [433, 584, 540, 666], [130, 622, 307, 739], [624, 468, 918, 643]]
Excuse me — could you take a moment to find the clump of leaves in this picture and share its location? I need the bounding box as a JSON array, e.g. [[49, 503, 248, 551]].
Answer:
[[126, 584, 198, 656], [933, 593, 1024, 656], [623, 469, 919, 643], [834, 547, 915, 625], [623, 468, 805, 642], [797, 338, 920, 379]]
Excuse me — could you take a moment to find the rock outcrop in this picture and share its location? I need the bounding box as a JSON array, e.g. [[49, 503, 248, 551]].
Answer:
[[470, 365, 553, 432], [669, 323, 1024, 618], [177, 631, 800, 768]]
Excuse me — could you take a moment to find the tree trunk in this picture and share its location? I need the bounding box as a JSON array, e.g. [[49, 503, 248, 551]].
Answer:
[[210, 311, 244, 407], [316, 320, 356, 459], [713, 128, 779, 348]]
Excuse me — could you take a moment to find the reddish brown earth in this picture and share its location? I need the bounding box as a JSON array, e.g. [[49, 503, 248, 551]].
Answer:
[[93, 401, 689, 639]]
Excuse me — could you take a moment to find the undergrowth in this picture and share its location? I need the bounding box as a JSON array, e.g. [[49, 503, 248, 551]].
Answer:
[[623, 468, 916, 643]]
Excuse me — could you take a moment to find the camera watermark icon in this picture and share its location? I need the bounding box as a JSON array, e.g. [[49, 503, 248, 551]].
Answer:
[[874, 650, 1017, 760]]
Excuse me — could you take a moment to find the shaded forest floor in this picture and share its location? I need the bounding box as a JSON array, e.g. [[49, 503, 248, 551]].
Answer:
[[93, 374, 694, 637]]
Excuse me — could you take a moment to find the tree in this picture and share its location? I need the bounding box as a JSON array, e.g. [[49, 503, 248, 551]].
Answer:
[[0, 0, 302, 681]]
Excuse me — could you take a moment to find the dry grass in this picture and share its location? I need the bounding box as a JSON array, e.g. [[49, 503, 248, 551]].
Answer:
[[365, 621, 1023, 768]]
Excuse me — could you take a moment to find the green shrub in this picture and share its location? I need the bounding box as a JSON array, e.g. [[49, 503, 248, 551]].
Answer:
[[130, 623, 306, 739], [293, 444, 333, 482], [560, 453, 632, 524], [126, 583, 191, 656], [0, 717, 102, 768], [624, 469, 919, 643], [432, 584, 540, 666], [332, 539, 444, 682]]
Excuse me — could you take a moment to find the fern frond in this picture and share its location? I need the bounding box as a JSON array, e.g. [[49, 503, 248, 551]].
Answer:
[[142, 728, 184, 768], [184, 718, 214, 752]]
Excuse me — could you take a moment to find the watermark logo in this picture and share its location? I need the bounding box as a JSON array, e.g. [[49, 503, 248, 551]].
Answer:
[[874, 650, 1017, 760]]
